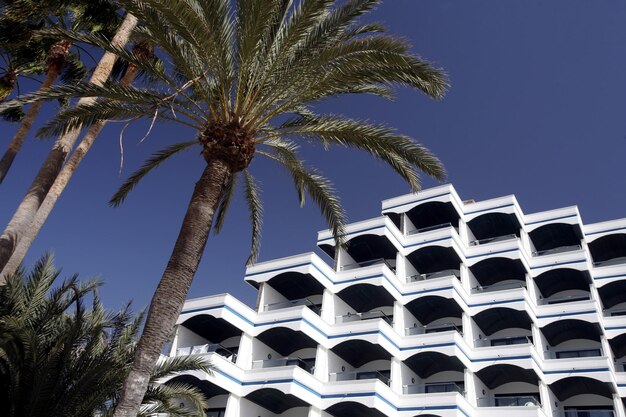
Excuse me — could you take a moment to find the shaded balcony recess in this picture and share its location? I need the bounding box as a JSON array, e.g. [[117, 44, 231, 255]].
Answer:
[[470, 233, 517, 246], [403, 382, 464, 395], [476, 365, 539, 389], [264, 271, 325, 301], [244, 388, 309, 414], [340, 257, 396, 271], [533, 244, 582, 257], [539, 293, 590, 305], [589, 234, 626, 266], [405, 296, 463, 326], [473, 280, 526, 293], [554, 411, 615, 417], [343, 234, 397, 267], [473, 308, 532, 337], [167, 375, 228, 400], [180, 314, 242, 344], [405, 201, 460, 231], [468, 212, 521, 243], [534, 269, 591, 299], [406, 222, 453, 236], [256, 327, 317, 357], [470, 257, 526, 287], [252, 357, 314, 372], [605, 307, 626, 317], [407, 246, 461, 276], [337, 283, 395, 313], [336, 310, 393, 325], [176, 343, 237, 362], [405, 322, 463, 336], [610, 334, 626, 359], [264, 297, 321, 314], [403, 351, 465, 379], [330, 370, 390, 385], [549, 348, 602, 360], [407, 269, 459, 282], [331, 339, 391, 368], [599, 280, 626, 311], [529, 223, 583, 254], [474, 335, 532, 348], [477, 395, 540, 407], [550, 377, 615, 401], [541, 320, 602, 347], [325, 402, 388, 417]]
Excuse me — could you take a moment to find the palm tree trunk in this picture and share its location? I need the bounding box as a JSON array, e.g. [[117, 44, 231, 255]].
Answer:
[[0, 61, 143, 277], [113, 159, 231, 417], [0, 13, 137, 278], [0, 44, 68, 184]]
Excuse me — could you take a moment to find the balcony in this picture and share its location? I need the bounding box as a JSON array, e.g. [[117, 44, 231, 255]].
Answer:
[[605, 307, 626, 317], [405, 322, 462, 336], [176, 343, 237, 362], [539, 294, 590, 305], [553, 411, 615, 417], [251, 356, 314, 372], [594, 256, 626, 267], [477, 395, 540, 407], [406, 222, 453, 236], [336, 310, 393, 325], [550, 348, 602, 359], [340, 258, 396, 272], [403, 382, 464, 395], [474, 335, 532, 348], [532, 244, 582, 257], [264, 297, 321, 314], [407, 268, 460, 283], [473, 281, 526, 293], [470, 234, 517, 246], [330, 370, 390, 385]]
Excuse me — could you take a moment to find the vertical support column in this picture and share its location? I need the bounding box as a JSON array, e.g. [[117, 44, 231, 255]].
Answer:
[[526, 273, 541, 305], [223, 394, 241, 417], [462, 312, 476, 347], [255, 282, 267, 312], [390, 357, 403, 394], [320, 289, 335, 324], [393, 301, 405, 335], [395, 251, 406, 282], [614, 393, 626, 417], [460, 263, 473, 295], [458, 219, 469, 245], [464, 368, 479, 407], [314, 345, 330, 382], [308, 407, 324, 417], [169, 325, 180, 356], [235, 332, 255, 370], [520, 229, 533, 257], [539, 381, 557, 416]]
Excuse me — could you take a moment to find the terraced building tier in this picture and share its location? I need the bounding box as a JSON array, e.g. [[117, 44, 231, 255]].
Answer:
[[165, 184, 626, 417]]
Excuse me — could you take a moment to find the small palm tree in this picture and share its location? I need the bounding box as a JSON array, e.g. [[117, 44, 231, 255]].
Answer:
[[0, 1, 449, 415], [0, 254, 211, 417]]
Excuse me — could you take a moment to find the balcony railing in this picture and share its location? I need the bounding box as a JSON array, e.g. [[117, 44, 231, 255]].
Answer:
[[176, 343, 237, 362], [407, 269, 460, 283], [252, 357, 313, 372], [594, 256, 626, 267], [336, 310, 393, 325], [330, 370, 390, 385], [406, 222, 452, 236], [553, 411, 615, 417], [539, 294, 590, 305], [532, 244, 582, 257], [473, 281, 526, 293], [264, 297, 321, 314], [477, 395, 540, 407], [403, 382, 464, 395], [474, 335, 532, 348], [604, 307, 626, 317], [469, 234, 517, 246], [551, 348, 602, 359], [341, 258, 396, 271], [405, 322, 462, 336]]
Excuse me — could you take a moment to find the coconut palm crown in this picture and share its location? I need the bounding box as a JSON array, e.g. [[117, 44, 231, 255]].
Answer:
[[0, 0, 449, 415]]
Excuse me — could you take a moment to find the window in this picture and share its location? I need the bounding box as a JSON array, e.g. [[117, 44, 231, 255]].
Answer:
[[206, 408, 226, 417]]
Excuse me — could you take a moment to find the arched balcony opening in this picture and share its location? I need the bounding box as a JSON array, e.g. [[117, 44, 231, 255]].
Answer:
[[599, 280, 626, 317], [534, 269, 591, 305], [476, 365, 540, 407], [402, 351, 465, 395], [589, 234, 626, 267], [340, 234, 397, 272], [176, 315, 242, 362], [550, 377, 615, 416], [473, 308, 532, 347], [469, 257, 526, 293], [529, 223, 583, 257], [541, 320, 603, 360], [166, 375, 229, 416], [243, 388, 309, 416], [405, 201, 460, 235], [406, 246, 461, 282], [468, 212, 521, 246], [336, 283, 395, 325], [261, 272, 325, 314], [404, 296, 463, 336], [252, 327, 317, 373], [325, 402, 387, 417], [329, 340, 392, 385], [609, 334, 626, 371]]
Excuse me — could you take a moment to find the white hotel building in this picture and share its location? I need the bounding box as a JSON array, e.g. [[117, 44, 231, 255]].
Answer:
[[167, 184, 626, 417]]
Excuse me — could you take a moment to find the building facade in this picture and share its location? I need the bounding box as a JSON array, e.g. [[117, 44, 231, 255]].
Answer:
[[167, 184, 626, 417]]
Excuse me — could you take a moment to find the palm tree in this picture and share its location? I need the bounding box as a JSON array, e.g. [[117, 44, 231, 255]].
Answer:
[[0, 0, 122, 184], [0, 1, 449, 415], [0, 12, 138, 278], [0, 254, 211, 417]]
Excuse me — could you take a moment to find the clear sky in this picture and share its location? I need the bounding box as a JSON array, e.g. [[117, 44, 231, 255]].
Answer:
[[2, 0, 626, 312]]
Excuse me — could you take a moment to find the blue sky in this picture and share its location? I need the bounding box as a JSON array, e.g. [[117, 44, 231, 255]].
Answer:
[[2, 0, 626, 311]]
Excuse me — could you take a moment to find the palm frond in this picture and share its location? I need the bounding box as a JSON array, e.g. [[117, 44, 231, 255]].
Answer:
[[213, 173, 238, 234], [243, 169, 262, 265]]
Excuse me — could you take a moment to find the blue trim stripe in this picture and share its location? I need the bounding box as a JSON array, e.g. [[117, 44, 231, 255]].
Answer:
[[466, 248, 518, 259], [318, 225, 386, 244], [525, 213, 578, 226], [382, 192, 451, 211], [536, 310, 596, 319], [595, 273, 626, 280], [245, 262, 311, 278], [465, 203, 515, 216], [586, 226, 626, 236], [530, 259, 587, 270]]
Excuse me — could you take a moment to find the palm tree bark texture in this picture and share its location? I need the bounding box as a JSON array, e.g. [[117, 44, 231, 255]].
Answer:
[[0, 13, 138, 279]]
